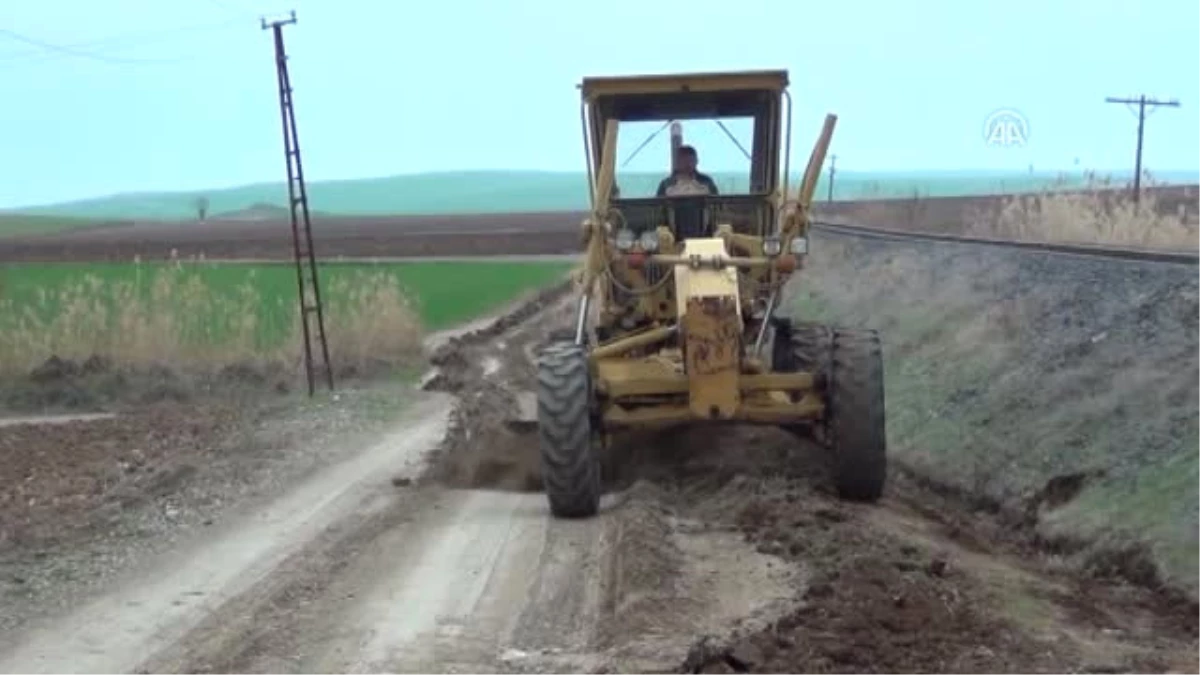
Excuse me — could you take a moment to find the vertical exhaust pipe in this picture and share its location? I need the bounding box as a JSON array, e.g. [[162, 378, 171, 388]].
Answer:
[[670, 121, 683, 171]]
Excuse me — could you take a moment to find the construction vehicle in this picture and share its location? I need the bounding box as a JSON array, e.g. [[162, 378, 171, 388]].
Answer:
[[536, 70, 886, 518]]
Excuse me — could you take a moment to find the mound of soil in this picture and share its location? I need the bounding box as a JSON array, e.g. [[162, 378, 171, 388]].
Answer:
[[421, 281, 576, 492]]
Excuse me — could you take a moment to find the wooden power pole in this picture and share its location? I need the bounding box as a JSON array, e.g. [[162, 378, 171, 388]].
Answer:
[[1104, 94, 1180, 204]]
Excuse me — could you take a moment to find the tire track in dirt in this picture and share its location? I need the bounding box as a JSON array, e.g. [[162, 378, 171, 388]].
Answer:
[[139, 282, 799, 673]]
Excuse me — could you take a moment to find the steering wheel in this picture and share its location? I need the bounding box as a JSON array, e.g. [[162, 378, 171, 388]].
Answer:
[[659, 194, 715, 239]]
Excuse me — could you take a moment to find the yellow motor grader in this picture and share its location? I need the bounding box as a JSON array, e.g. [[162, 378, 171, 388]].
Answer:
[[536, 70, 885, 518]]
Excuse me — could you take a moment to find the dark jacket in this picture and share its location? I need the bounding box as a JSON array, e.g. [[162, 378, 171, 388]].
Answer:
[[656, 172, 720, 197]]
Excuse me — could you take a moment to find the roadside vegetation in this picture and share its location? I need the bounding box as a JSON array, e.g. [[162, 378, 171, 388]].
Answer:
[[968, 174, 1199, 250], [786, 233, 1199, 599], [0, 258, 571, 406]]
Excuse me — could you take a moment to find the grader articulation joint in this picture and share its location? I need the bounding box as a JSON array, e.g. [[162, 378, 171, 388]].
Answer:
[[535, 70, 887, 518]]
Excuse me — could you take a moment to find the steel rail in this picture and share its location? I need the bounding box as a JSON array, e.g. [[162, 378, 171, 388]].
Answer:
[[810, 219, 1199, 266]]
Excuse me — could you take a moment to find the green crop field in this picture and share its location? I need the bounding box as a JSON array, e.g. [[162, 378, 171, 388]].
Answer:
[[0, 259, 572, 374]]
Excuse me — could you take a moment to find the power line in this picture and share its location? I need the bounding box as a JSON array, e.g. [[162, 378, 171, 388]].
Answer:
[[0, 28, 187, 64], [1104, 94, 1181, 204], [0, 17, 250, 66], [200, 0, 265, 21], [204, 0, 243, 11]]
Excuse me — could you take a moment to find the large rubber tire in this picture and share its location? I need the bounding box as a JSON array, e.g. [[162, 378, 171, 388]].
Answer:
[[536, 341, 601, 518], [783, 321, 833, 387], [772, 319, 832, 439], [827, 329, 887, 502]]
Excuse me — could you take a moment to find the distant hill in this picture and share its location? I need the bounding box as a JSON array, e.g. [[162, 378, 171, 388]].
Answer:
[[211, 202, 291, 221], [5, 169, 1198, 223]]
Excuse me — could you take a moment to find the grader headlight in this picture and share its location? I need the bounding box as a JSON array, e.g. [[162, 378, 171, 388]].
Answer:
[[614, 228, 635, 252], [790, 236, 810, 255], [637, 230, 659, 253], [762, 235, 782, 257]]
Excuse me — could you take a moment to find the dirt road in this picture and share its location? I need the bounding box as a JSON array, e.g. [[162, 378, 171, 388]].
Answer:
[[0, 288, 796, 674], [1, 282, 1196, 674], [0, 397, 451, 673]]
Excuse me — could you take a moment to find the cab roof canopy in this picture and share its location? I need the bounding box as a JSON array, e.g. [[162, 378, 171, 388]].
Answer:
[[579, 69, 789, 122], [579, 69, 791, 197]]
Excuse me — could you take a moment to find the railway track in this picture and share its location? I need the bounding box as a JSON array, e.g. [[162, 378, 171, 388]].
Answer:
[[0, 213, 1195, 265], [811, 219, 1200, 266]]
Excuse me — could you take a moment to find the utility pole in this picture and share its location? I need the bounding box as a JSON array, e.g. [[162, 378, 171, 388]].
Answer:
[[826, 154, 837, 202], [262, 10, 334, 396], [1104, 94, 1180, 205]]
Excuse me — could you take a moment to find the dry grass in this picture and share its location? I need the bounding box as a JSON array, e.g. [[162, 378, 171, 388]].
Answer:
[[0, 262, 425, 378], [321, 272, 425, 375], [968, 175, 1199, 250]]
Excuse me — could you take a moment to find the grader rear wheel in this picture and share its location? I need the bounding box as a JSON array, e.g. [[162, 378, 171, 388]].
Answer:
[[774, 319, 887, 502], [826, 328, 887, 502], [535, 340, 601, 518], [783, 321, 833, 384], [773, 319, 832, 440]]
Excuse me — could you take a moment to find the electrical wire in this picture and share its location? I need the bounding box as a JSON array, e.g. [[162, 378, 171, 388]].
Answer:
[[0, 28, 186, 64], [199, 0, 265, 21], [0, 16, 249, 66], [202, 0, 244, 12]]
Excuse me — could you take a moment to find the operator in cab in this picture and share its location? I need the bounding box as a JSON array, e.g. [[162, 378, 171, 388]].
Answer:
[[657, 145, 719, 239], [656, 145, 720, 197]]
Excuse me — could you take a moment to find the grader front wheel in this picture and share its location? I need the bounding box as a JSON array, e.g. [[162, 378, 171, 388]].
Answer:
[[827, 329, 887, 502], [535, 341, 601, 518]]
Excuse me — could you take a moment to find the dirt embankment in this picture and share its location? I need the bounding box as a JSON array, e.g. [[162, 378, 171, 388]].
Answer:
[[788, 229, 1199, 599]]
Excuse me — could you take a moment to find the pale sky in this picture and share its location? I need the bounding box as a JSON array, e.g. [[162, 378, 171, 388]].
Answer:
[[0, 0, 1197, 208]]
